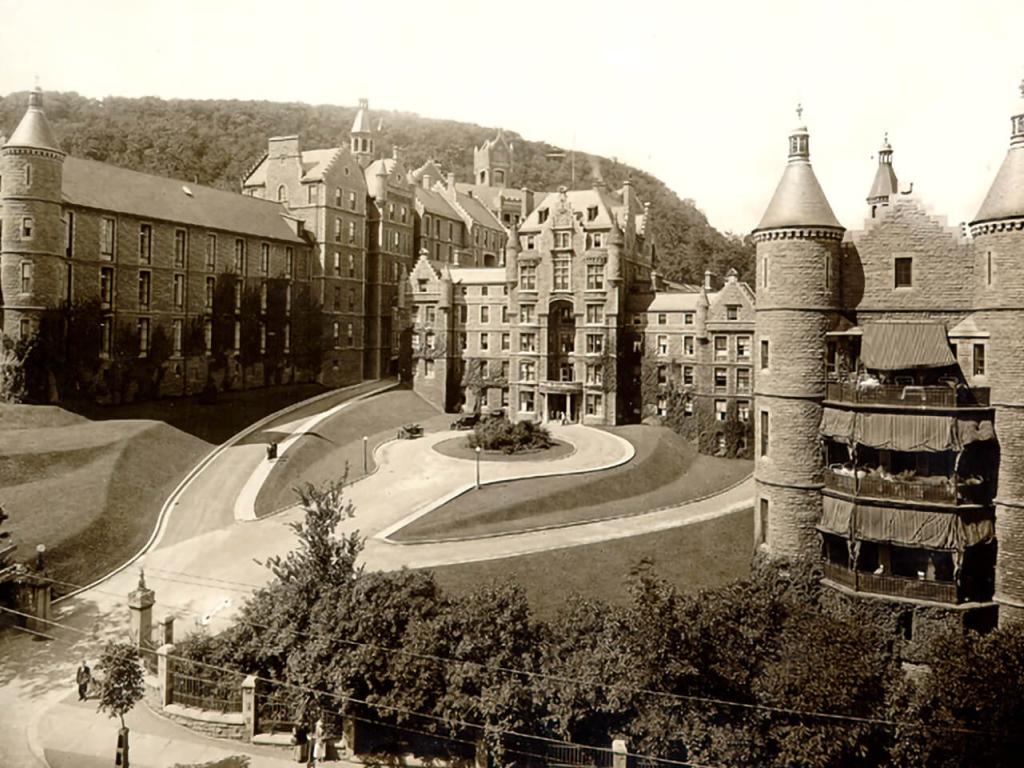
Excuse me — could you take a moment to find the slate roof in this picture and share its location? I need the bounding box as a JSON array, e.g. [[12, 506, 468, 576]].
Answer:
[[756, 160, 842, 231], [62, 157, 306, 243], [415, 186, 461, 219], [973, 145, 1024, 223], [449, 267, 506, 284], [647, 291, 717, 312], [7, 88, 62, 152]]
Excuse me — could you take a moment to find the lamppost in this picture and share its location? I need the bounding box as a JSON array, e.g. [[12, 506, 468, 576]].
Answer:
[[363, 436, 368, 474], [475, 446, 482, 489]]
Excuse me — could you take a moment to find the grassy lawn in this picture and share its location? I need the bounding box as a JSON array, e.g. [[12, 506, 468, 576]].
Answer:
[[393, 424, 752, 541], [426, 507, 754, 621], [0, 382, 376, 595], [254, 390, 445, 516]]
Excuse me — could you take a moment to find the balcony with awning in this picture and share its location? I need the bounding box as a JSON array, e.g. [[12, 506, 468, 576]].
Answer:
[[825, 322, 989, 410]]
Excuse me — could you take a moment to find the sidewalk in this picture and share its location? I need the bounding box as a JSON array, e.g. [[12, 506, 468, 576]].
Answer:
[[39, 688, 357, 767]]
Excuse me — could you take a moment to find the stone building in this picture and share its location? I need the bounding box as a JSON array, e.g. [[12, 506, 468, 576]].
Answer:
[[630, 268, 756, 453], [409, 183, 655, 424], [0, 88, 322, 398], [754, 81, 1024, 633]]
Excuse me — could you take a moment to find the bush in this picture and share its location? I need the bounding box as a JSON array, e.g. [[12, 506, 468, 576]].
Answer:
[[467, 419, 553, 454]]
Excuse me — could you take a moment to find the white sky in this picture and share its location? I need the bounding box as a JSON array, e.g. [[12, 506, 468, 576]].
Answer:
[[1, 0, 1022, 235]]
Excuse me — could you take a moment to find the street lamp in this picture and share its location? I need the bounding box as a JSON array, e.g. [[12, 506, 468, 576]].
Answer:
[[475, 446, 482, 489], [363, 436, 368, 474]]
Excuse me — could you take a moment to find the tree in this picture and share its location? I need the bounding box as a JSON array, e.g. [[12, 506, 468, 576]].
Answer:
[[0, 335, 26, 403], [96, 639, 146, 768]]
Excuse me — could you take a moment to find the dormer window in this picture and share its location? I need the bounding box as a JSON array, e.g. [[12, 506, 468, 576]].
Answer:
[[587, 206, 598, 222], [538, 208, 549, 224], [554, 231, 571, 249]]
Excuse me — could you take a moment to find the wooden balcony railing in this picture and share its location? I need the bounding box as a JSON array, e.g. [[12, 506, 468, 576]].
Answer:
[[824, 469, 992, 506], [826, 382, 990, 408], [822, 561, 959, 604]]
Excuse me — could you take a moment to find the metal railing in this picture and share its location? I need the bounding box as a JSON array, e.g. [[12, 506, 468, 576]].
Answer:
[[169, 669, 243, 713], [824, 469, 991, 506], [826, 382, 990, 408], [823, 561, 959, 603]]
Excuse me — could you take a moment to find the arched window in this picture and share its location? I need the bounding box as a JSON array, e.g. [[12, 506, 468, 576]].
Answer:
[[277, 185, 288, 202]]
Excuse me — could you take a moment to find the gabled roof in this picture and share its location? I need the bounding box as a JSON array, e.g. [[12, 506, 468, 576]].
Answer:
[[300, 148, 342, 181], [520, 188, 635, 233], [62, 157, 306, 243], [454, 190, 504, 230], [409, 159, 445, 184], [647, 291, 716, 312], [455, 183, 536, 210], [415, 186, 461, 219], [449, 267, 506, 285]]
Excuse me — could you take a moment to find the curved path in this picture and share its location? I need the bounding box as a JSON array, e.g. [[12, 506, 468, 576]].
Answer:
[[1, 389, 752, 767]]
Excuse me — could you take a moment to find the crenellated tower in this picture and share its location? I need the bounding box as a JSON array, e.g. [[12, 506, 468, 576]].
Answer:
[[1, 86, 66, 339], [473, 129, 512, 187], [970, 78, 1024, 624], [752, 106, 845, 561]]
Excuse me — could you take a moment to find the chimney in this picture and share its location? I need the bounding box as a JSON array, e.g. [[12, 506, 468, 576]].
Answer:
[[446, 172, 457, 200], [392, 145, 400, 161], [422, 174, 432, 190], [623, 180, 636, 252], [521, 187, 530, 219], [268, 135, 301, 160], [704, 269, 713, 290]]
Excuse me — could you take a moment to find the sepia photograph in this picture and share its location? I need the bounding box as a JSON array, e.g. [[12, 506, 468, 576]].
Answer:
[[0, 1, 1022, 766]]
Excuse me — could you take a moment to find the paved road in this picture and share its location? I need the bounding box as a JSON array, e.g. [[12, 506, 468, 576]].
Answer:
[[0, 388, 752, 767]]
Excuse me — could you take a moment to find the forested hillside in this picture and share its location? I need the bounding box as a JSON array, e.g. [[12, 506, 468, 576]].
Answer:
[[0, 91, 753, 285]]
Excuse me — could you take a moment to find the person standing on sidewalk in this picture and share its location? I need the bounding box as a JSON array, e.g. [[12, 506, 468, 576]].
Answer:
[[312, 717, 326, 765], [76, 661, 91, 701]]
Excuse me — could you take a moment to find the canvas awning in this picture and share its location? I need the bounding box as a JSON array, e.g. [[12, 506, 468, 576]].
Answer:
[[860, 323, 956, 370], [819, 409, 996, 452], [819, 495, 994, 551]]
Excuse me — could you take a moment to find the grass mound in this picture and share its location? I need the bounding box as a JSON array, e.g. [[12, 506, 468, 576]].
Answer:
[[393, 425, 751, 541]]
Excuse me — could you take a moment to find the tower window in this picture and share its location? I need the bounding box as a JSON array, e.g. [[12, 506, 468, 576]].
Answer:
[[894, 257, 913, 288], [760, 410, 769, 457], [24, 164, 31, 186], [21, 217, 33, 240], [760, 339, 769, 369], [20, 262, 33, 293], [761, 256, 769, 288], [986, 251, 993, 286], [758, 497, 769, 546]]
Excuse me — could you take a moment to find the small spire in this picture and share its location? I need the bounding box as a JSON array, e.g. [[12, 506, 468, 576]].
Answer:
[[796, 102, 803, 122]]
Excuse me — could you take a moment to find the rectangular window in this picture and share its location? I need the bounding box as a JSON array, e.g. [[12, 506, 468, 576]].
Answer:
[[894, 256, 913, 288], [173, 274, 185, 309], [334, 188, 342, 207], [657, 396, 667, 417], [259, 322, 267, 354], [986, 251, 993, 286], [204, 319, 212, 355], [348, 191, 356, 211], [286, 247, 294, 277], [586, 263, 604, 290], [347, 323, 354, 347], [973, 344, 986, 377], [657, 335, 669, 355], [758, 498, 769, 546], [334, 218, 342, 242], [138, 318, 150, 358], [586, 334, 604, 354], [234, 280, 242, 312], [459, 305, 468, 323], [683, 365, 694, 386], [657, 313, 667, 325], [586, 363, 604, 385], [100, 266, 114, 307], [64, 212, 74, 258], [234, 239, 246, 272], [737, 336, 751, 359], [307, 185, 318, 205], [737, 368, 751, 392], [684, 397, 694, 415], [520, 333, 536, 352], [684, 312, 694, 326], [174, 229, 188, 268], [500, 333, 510, 351], [333, 321, 341, 348], [206, 234, 217, 271], [520, 305, 534, 324], [760, 410, 769, 457], [333, 253, 341, 276], [101, 217, 116, 259], [480, 333, 489, 351], [738, 400, 751, 422], [714, 335, 728, 359], [260, 281, 268, 312], [761, 339, 770, 369], [502, 306, 510, 324], [554, 230, 571, 249], [657, 365, 667, 385], [100, 317, 112, 357], [20, 262, 32, 293], [460, 333, 467, 351], [585, 393, 603, 416], [138, 270, 151, 310], [205, 276, 215, 309], [480, 305, 490, 323], [334, 286, 342, 310], [526, 235, 535, 251], [553, 255, 571, 290], [260, 243, 270, 274], [715, 400, 728, 421], [348, 221, 356, 244], [425, 306, 436, 324], [683, 336, 694, 356], [139, 224, 152, 264], [726, 305, 739, 321], [519, 390, 535, 413], [519, 263, 537, 290], [425, 331, 436, 350], [586, 305, 603, 324], [762, 256, 769, 288], [233, 320, 241, 353], [172, 318, 183, 356], [424, 359, 435, 378], [284, 322, 291, 353], [714, 368, 728, 390], [520, 361, 536, 382]]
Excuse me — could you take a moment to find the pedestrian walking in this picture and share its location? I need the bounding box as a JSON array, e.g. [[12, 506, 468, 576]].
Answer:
[[76, 660, 91, 701], [312, 717, 326, 765]]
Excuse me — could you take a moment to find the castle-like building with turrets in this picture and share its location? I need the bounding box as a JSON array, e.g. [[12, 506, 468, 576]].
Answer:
[[753, 81, 1024, 638]]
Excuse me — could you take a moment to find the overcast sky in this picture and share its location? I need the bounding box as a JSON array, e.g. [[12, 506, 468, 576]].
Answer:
[[1, 0, 1022, 235]]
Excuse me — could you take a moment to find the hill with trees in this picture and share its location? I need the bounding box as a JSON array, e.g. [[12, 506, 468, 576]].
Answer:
[[0, 90, 753, 286]]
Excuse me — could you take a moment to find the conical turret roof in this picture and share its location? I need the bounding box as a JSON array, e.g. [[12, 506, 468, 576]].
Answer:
[[755, 106, 840, 232], [973, 79, 1024, 224], [351, 98, 373, 135], [867, 134, 898, 203], [7, 87, 62, 153]]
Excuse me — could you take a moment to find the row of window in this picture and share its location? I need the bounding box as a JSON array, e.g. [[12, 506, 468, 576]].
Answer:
[[518, 262, 605, 291], [654, 334, 752, 359], [520, 231, 607, 253], [414, 330, 607, 355], [655, 395, 752, 422], [278, 184, 359, 212], [653, 363, 752, 392]]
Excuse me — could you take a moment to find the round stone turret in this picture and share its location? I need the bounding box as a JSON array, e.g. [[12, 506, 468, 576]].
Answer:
[[752, 105, 844, 562], [1, 86, 66, 338]]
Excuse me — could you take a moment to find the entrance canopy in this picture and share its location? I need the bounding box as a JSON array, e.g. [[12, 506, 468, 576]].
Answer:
[[860, 322, 956, 370]]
